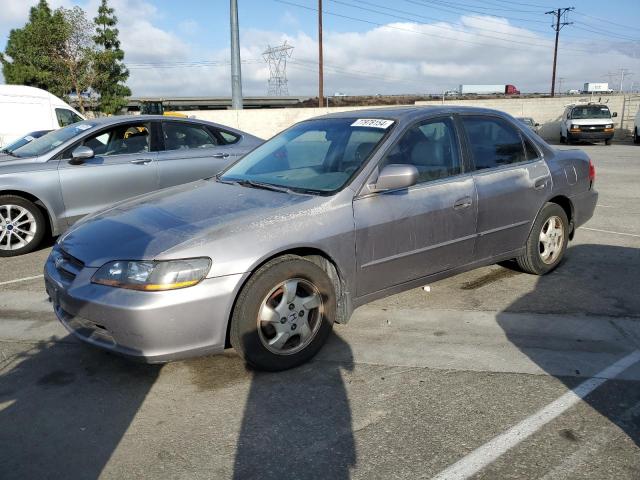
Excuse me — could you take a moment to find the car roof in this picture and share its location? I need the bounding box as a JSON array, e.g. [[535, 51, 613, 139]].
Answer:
[[77, 115, 251, 137], [314, 105, 514, 123]]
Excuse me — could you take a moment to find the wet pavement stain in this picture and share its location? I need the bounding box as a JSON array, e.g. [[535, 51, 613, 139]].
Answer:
[[460, 268, 521, 290], [559, 428, 580, 442], [181, 352, 252, 392]]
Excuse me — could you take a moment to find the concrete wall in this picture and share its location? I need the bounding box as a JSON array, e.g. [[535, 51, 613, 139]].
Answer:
[[416, 95, 627, 141], [184, 105, 396, 140], [186, 95, 631, 141]]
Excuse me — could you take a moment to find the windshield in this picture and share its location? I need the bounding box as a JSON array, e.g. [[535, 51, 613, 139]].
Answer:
[[1, 131, 50, 153], [570, 105, 611, 119], [220, 118, 393, 193], [11, 122, 97, 158]]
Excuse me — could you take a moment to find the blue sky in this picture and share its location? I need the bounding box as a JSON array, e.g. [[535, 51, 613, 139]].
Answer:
[[2, 0, 639, 95]]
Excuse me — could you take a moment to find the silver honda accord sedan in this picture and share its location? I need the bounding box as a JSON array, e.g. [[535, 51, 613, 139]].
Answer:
[[44, 107, 598, 371], [0, 115, 262, 256]]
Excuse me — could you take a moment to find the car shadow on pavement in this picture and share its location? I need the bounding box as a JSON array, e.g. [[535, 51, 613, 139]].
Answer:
[[0, 336, 161, 480], [232, 332, 356, 480], [497, 243, 640, 449]]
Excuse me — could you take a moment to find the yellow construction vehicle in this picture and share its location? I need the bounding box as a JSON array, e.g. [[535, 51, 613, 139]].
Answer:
[[139, 100, 188, 118]]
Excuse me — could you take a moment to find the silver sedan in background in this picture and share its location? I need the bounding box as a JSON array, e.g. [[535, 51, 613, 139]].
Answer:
[[45, 107, 598, 371], [0, 116, 262, 256]]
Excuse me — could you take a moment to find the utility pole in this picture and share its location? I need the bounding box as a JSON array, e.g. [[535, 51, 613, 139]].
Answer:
[[617, 68, 633, 93], [318, 0, 324, 108], [546, 7, 573, 97], [230, 0, 243, 109]]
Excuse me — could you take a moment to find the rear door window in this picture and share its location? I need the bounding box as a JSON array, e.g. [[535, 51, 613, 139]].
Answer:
[[163, 122, 218, 151], [461, 116, 526, 170]]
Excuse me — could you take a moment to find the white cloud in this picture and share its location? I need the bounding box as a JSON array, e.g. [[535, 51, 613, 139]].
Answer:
[[2, 3, 639, 96]]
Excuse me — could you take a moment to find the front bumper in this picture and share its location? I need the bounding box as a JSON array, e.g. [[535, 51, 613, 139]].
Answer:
[[44, 252, 246, 363], [567, 130, 614, 142]]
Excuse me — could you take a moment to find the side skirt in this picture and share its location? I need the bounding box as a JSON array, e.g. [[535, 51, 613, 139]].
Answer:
[[350, 247, 526, 311]]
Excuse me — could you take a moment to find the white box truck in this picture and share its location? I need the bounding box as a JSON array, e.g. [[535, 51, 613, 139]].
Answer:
[[459, 84, 520, 95], [582, 83, 613, 94]]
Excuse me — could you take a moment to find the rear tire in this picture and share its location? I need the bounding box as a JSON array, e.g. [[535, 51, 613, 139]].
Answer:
[[516, 203, 569, 275], [230, 255, 335, 371], [0, 195, 46, 257]]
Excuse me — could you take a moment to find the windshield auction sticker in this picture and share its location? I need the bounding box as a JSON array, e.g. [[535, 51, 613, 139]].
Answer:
[[351, 119, 394, 129]]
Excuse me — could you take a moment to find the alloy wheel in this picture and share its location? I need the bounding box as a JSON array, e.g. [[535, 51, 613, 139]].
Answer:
[[0, 204, 37, 251], [257, 277, 324, 355], [538, 215, 564, 265]]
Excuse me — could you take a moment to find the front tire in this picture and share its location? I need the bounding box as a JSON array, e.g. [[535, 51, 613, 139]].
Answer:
[[634, 128, 639, 144], [230, 255, 335, 371], [605, 138, 612, 145], [0, 195, 46, 257], [516, 203, 569, 275]]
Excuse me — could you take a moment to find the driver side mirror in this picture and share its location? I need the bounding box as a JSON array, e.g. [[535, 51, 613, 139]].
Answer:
[[70, 145, 94, 164], [368, 164, 418, 193], [612, 112, 618, 118]]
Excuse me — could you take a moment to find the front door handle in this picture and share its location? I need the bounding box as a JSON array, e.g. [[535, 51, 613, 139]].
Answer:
[[453, 196, 472, 210], [534, 177, 549, 190], [212, 153, 230, 159], [130, 158, 152, 165]]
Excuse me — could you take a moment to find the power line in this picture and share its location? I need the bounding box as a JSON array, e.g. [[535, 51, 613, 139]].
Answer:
[[332, 0, 550, 43], [335, 0, 610, 54], [546, 6, 573, 97], [277, 0, 599, 55], [572, 10, 640, 33]]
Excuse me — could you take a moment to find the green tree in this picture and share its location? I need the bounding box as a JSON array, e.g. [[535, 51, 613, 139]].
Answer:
[[1, 0, 69, 98], [93, 0, 131, 114], [57, 7, 99, 114]]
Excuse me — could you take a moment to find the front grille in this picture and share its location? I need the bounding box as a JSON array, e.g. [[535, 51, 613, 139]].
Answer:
[[54, 248, 85, 282], [581, 125, 606, 132]]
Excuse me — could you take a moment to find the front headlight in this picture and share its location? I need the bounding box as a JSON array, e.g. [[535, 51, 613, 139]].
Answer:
[[92, 258, 212, 291], [605, 124, 613, 129], [570, 124, 580, 130]]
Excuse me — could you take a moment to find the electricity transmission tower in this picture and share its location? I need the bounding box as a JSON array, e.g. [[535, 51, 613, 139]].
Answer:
[[546, 7, 574, 97], [263, 42, 294, 96]]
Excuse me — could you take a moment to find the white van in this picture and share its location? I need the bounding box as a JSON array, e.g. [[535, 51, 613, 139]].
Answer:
[[0, 85, 85, 148], [560, 103, 617, 146], [634, 108, 640, 144]]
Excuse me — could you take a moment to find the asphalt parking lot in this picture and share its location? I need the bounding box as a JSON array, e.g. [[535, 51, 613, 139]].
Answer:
[[1, 142, 639, 479]]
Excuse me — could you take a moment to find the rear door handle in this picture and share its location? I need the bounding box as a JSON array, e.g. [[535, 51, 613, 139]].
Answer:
[[212, 153, 230, 159], [130, 158, 152, 165], [453, 196, 472, 210], [534, 177, 550, 190]]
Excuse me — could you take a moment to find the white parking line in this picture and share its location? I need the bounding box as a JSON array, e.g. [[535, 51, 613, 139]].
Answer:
[[0, 274, 44, 286], [430, 350, 640, 480], [581, 227, 640, 238]]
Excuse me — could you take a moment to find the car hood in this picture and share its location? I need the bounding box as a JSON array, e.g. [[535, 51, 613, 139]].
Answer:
[[59, 179, 326, 267], [569, 118, 614, 126], [0, 154, 42, 169]]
